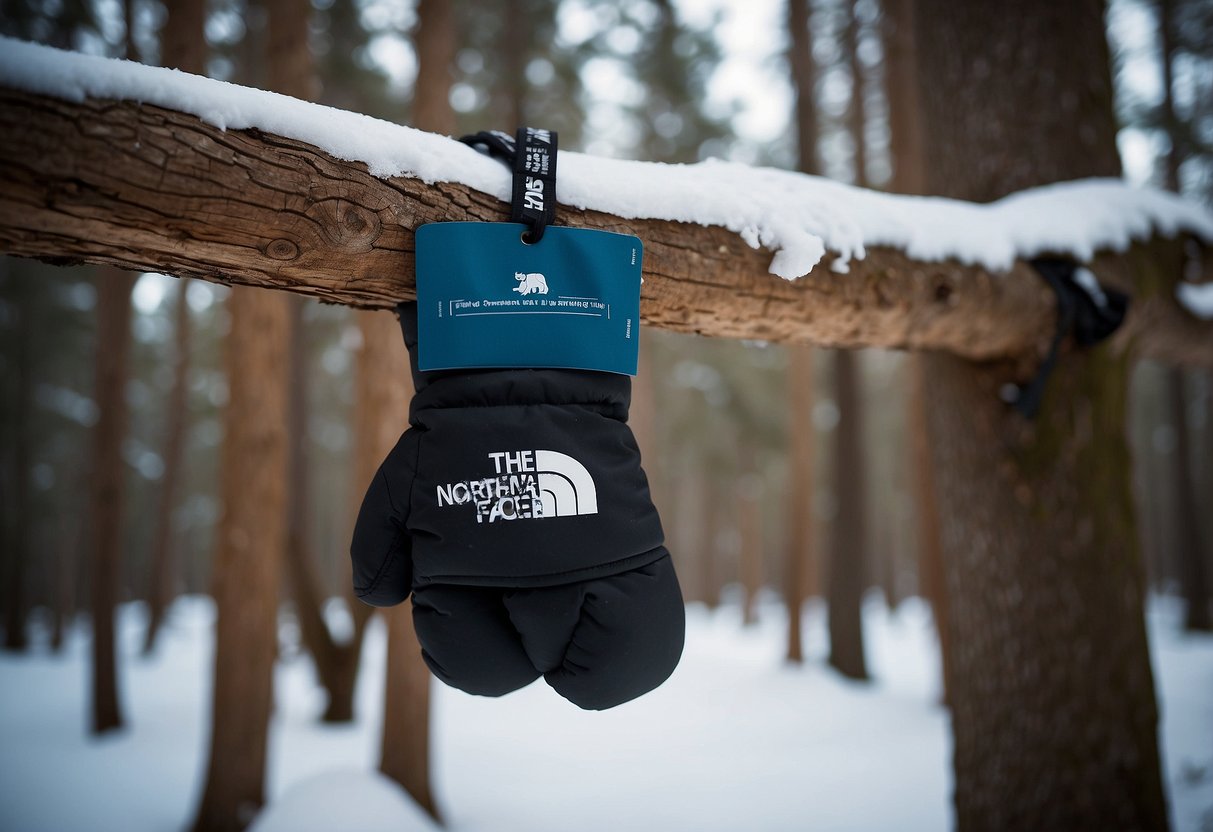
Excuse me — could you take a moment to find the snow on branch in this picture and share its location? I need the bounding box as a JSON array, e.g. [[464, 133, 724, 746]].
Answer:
[[0, 38, 1210, 365]]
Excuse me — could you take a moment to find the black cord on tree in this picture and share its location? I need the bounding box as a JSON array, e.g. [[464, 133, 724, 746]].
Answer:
[[1011, 258, 1129, 419]]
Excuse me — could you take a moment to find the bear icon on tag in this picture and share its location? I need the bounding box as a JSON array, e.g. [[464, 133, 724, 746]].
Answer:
[[514, 272, 549, 295]]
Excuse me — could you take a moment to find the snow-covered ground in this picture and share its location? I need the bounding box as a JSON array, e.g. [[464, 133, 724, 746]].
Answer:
[[0, 594, 1210, 832]]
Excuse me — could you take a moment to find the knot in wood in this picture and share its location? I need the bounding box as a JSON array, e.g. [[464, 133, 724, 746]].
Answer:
[[310, 199, 381, 253], [266, 238, 300, 261]]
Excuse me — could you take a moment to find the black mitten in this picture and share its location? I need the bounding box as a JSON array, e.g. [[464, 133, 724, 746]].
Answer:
[[351, 302, 684, 709]]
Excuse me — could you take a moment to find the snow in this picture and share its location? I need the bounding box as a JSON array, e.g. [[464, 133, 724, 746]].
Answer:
[[1178, 282, 1213, 320], [249, 770, 438, 832], [1, 594, 1211, 831], [3, 37, 1213, 281]]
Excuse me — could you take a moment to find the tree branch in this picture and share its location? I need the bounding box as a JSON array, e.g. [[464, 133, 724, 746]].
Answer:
[[0, 87, 1209, 365]]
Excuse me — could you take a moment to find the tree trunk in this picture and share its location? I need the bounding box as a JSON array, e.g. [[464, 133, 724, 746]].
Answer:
[[159, 0, 207, 75], [382, 601, 438, 820], [738, 472, 764, 627], [915, 0, 1169, 827], [883, 0, 926, 196], [143, 0, 205, 658], [824, 2, 871, 682], [190, 285, 289, 832], [784, 346, 814, 662], [282, 298, 371, 721], [414, 0, 456, 137], [364, 310, 437, 818], [375, 1, 452, 816], [845, 0, 867, 189], [1170, 369, 1211, 630], [783, 0, 821, 664], [89, 265, 136, 734], [885, 0, 948, 701], [51, 504, 83, 652], [143, 279, 191, 654], [2, 284, 32, 651], [787, 0, 821, 176], [908, 355, 950, 704], [1155, 0, 1209, 632], [827, 349, 868, 681], [192, 5, 297, 825]]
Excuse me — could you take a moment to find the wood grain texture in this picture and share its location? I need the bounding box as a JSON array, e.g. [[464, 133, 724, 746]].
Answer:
[[0, 88, 1209, 365]]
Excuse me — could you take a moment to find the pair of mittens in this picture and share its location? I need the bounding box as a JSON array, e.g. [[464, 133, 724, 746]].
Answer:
[[350, 302, 684, 710]]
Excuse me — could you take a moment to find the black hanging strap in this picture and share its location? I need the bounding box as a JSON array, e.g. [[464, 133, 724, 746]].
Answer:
[[459, 127, 558, 243], [1012, 258, 1129, 418]]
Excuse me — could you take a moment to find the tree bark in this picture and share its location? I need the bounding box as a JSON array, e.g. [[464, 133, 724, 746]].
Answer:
[[787, 0, 821, 176], [159, 0, 207, 75], [784, 0, 821, 665], [826, 349, 869, 681], [2, 284, 32, 651], [192, 3, 298, 825], [364, 309, 437, 818], [1169, 369, 1211, 630], [141, 0, 205, 658], [1, 90, 1208, 365], [823, 0, 871, 682], [784, 345, 814, 662], [143, 279, 191, 654], [381, 600, 438, 820], [283, 297, 368, 721], [883, 0, 926, 196], [738, 471, 764, 627], [190, 285, 289, 832], [413, 0, 457, 137], [915, 0, 1169, 828], [884, 0, 948, 701], [908, 355, 950, 704], [89, 265, 136, 734], [846, 0, 867, 189], [374, 1, 451, 817], [1155, 0, 1209, 632]]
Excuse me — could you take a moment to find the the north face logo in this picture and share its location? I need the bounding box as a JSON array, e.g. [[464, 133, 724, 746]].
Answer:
[[435, 450, 598, 523], [513, 272, 549, 295]]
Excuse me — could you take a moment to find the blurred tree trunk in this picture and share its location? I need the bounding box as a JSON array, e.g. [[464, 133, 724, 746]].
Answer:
[[502, 0, 526, 130], [883, 0, 949, 702], [2, 285, 31, 652], [827, 350, 869, 680], [143, 0, 205, 658], [702, 477, 724, 608], [1170, 370, 1211, 630], [285, 300, 371, 721], [376, 0, 451, 819], [87, 0, 140, 732], [1156, 0, 1210, 632], [908, 357, 950, 703], [51, 488, 84, 652], [914, 1, 1168, 828], [672, 454, 707, 604], [738, 457, 764, 626], [784, 0, 819, 665], [368, 308, 437, 818], [883, 0, 925, 196], [89, 266, 136, 734], [144, 280, 192, 654], [191, 286, 289, 832], [824, 1, 870, 681], [264, 0, 373, 724], [192, 2, 295, 829]]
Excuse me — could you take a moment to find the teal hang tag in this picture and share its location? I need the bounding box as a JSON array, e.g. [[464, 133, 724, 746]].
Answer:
[[415, 222, 643, 375]]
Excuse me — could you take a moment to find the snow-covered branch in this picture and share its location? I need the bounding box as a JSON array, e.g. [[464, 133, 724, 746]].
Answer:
[[0, 39, 1210, 365]]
